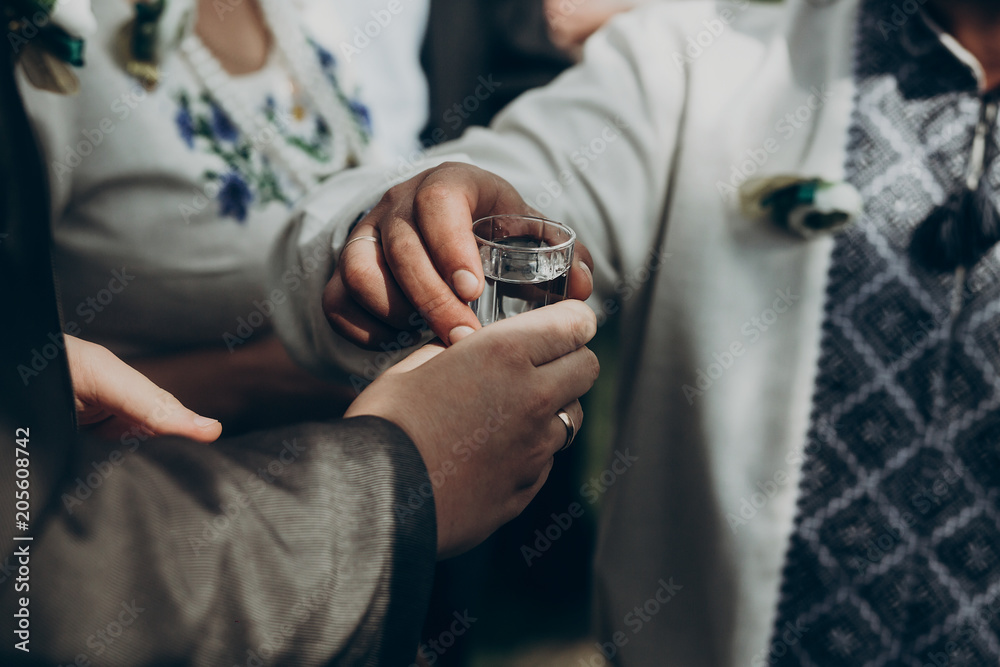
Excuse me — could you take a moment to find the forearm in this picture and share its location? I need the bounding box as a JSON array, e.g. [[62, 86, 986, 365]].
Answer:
[[0, 418, 435, 666]]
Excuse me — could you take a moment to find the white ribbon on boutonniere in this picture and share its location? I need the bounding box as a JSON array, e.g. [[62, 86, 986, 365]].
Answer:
[[739, 175, 863, 239], [48, 0, 97, 38]]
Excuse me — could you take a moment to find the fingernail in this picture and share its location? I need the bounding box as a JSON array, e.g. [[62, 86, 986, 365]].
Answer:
[[449, 325, 475, 344], [193, 416, 220, 428], [580, 262, 593, 286], [452, 269, 480, 300]]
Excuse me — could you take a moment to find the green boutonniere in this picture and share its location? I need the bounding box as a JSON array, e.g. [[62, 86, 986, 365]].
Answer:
[[740, 176, 863, 239], [5, 0, 96, 94], [119, 0, 165, 91]]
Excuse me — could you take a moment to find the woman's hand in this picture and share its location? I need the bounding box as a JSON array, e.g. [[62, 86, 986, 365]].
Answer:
[[66, 335, 222, 443], [345, 300, 600, 559], [324, 162, 595, 349]]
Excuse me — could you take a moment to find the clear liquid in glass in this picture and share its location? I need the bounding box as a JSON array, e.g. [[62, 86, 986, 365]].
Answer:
[[472, 235, 572, 325]]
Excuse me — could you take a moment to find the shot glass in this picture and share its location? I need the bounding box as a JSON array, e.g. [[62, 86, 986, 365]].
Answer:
[[470, 214, 576, 326]]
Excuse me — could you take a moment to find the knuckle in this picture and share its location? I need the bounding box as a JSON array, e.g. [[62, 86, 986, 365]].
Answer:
[[414, 181, 459, 213], [380, 183, 409, 209], [437, 161, 477, 178], [341, 259, 379, 296], [438, 160, 469, 171], [525, 393, 553, 422], [415, 290, 459, 322]]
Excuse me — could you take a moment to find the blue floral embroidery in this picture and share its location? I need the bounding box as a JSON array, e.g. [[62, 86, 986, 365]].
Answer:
[[210, 103, 239, 143], [173, 92, 290, 224], [169, 40, 372, 224], [309, 38, 372, 144], [175, 104, 195, 148], [349, 100, 372, 134], [217, 171, 254, 222], [314, 43, 335, 69]]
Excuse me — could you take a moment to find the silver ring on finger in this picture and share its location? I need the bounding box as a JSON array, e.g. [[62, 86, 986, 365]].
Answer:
[[342, 235, 380, 253], [556, 409, 577, 452]]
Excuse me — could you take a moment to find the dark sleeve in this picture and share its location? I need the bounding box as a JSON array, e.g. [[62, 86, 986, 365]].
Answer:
[[0, 418, 436, 667], [2, 31, 433, 667]]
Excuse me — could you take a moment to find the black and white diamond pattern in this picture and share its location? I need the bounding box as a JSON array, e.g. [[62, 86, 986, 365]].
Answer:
[[770, 2, 1000, 665]]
